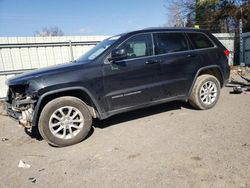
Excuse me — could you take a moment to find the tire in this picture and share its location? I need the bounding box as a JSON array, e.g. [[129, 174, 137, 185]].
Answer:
[[38, 96, 92, 147], [189, 74, 220, 110]]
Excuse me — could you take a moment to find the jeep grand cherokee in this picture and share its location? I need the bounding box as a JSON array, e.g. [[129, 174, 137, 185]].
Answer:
[[5, 28, 230, 146]]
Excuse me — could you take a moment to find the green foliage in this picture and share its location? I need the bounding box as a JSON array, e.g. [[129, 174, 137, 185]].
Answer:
[[195, 0, 250, 32]]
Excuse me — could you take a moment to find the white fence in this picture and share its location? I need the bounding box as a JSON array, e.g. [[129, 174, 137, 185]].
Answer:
[[0, 36, 108, 98], [0, 33, 235, 99], [213, 33, 235, 65]]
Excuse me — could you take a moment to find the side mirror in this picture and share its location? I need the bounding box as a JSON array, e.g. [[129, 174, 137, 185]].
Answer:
[[109, 49, 127, 62]]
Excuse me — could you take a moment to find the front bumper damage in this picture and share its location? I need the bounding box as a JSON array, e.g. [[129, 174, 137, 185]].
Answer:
[[6, 96, 36, 128]]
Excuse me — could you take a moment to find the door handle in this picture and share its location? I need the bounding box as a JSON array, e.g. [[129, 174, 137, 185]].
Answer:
[[145, 60, 159, 65], [187, 54, 197, 58]]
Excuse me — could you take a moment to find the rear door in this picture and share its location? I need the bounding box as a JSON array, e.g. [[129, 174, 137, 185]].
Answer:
[[187, 32, 218, 69], [103, 33, 160, 111], [152, 32, 201, 99]]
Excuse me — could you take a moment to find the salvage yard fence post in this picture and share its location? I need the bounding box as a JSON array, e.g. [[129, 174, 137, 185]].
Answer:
[[69, 40, 74, 61]]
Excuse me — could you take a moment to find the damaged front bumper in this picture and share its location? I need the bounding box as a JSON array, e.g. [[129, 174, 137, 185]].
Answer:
[[6, 96, 36, 128]]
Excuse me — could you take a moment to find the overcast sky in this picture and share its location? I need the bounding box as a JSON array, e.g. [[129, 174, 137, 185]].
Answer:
[[0, 0, 167, 36]]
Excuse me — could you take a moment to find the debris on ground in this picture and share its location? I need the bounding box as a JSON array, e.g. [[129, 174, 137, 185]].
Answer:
[[232, 86, 249, 94], [229, 68, 250, 94], [28, 177, 36, 183], [191, 156, 202, 161], [18, 160, 31, 168], [1, 138, 8, 142], [242, 143, 249, 147]]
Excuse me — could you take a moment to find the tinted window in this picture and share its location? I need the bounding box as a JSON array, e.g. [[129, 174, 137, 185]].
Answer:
[[118, 34, 153, 60], [153, 33, 188, 55], [188, 33, 214, 49]]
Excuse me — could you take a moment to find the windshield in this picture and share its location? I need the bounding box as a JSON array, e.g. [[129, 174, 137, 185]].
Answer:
[[77, 35, 121, 61]]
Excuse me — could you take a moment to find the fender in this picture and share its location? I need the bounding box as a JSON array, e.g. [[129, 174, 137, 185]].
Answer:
[[187, 65, 224, 98], [32, 86, 102, 127]]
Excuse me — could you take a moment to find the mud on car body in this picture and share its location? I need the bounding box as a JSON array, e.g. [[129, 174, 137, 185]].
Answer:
[[5, 27, 230, 147]]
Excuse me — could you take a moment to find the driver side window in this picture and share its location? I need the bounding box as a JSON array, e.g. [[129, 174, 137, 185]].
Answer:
[[118, 34, 153, 60]]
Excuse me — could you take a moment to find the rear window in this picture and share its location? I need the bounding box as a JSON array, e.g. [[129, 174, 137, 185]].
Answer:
[[153, 33, 188, 55], [188, 33, 214, 49]]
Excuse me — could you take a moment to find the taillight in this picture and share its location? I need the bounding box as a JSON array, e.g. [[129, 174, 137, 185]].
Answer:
[[224, 49, 230, 57]]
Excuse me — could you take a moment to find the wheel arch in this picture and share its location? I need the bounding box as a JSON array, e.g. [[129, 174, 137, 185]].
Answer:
[[32, 87, 101, 127], [188, 65, 224, 98]]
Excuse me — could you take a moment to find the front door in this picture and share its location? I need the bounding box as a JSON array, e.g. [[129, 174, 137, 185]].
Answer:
[[103, 33, 160, 111]]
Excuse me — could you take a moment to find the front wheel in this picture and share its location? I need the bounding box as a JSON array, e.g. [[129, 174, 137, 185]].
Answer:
[[189, 74, 220, 110], [38, 96, 92, 147]]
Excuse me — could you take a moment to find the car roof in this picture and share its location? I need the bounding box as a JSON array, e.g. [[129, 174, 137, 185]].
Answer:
[[123, 27, 208, 36], [143, 27, 204, 31]]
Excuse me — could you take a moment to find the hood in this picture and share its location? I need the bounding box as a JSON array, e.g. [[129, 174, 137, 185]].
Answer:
[[7, 61, 88, 86]]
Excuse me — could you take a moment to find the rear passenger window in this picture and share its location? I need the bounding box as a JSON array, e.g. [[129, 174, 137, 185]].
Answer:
[[188, 33, 214, 49], [153, 33, 188, 55]]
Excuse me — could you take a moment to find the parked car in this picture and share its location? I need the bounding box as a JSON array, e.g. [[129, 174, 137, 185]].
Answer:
[[5, 28, 230, 146]]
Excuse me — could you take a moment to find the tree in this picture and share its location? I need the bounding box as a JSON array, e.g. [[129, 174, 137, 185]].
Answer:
[[34, 26, 64, 36], [165, 0, 196, 27], [235, 1, 250, 32], [195, 0, 248, 32], [165, 0, 250, 32]]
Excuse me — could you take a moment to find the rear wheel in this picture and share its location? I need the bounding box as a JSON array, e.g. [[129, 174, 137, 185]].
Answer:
[[38, 96, 92, 147], [189, 74, 220, 110]]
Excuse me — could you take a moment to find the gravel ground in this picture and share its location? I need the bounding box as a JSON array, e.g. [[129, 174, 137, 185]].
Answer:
[[0, 87, 250, 188]]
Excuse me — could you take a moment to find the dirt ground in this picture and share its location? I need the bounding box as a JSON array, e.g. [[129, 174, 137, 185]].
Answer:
[[0, 87, 250, 188]]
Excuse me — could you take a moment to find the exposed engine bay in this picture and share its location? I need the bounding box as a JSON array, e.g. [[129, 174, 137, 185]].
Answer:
[[6, 85, 36, 128]]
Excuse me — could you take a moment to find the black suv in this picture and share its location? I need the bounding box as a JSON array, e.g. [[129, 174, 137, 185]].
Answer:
[[5, 28, 230, 146]]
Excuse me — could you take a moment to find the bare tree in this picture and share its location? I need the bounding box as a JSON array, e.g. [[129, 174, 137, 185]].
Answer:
[[165, 0, 250, 32], [165, 0, 196, 27], [34, 26, 64, 36]]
